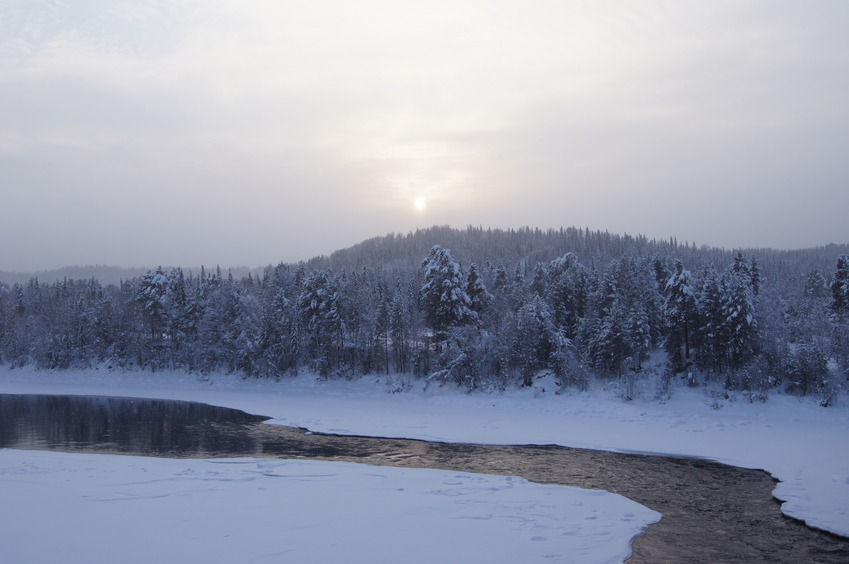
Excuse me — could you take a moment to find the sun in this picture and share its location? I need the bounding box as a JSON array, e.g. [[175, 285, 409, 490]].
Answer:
[[414, 196, 426, 211]]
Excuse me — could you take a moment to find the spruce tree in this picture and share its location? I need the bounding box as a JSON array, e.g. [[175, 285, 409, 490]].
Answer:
[[831, 255, 849, 315], [664, 260, 697, 371], [419, 246, 476, 338], [465, 263, 492, 316], [721, 260, 758, 371]]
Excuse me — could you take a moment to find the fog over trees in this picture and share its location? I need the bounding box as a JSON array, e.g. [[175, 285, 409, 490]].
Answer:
[[1, 226, 847, 404]]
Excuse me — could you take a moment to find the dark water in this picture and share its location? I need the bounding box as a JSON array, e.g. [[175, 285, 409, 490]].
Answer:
[[2, 393, 847, 563], [0, 394, 268, 456]]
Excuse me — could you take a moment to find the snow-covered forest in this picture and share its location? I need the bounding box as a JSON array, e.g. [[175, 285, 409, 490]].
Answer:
[[2, 226, 848, 404]]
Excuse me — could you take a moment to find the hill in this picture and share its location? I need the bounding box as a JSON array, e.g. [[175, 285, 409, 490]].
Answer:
[[1, 225, 848, 406]]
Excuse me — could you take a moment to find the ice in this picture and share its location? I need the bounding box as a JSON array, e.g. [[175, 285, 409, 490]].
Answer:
[[2, 365, 848, 543], [0, 450, 658, 564]]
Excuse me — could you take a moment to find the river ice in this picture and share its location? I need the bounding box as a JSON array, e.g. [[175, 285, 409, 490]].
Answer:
[[0, 450, 656, 564], [1, 366, 848, 562]]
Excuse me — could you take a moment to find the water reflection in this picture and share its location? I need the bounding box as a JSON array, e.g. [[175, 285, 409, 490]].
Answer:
[[2, 393, 847, 562], [0, 394, 269, 457]]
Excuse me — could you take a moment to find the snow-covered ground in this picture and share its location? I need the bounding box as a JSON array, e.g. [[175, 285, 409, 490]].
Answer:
[[2, 367, 848, 561], [0, 450, 655, 564]]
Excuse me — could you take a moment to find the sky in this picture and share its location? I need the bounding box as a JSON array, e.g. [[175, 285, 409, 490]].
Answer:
[[1, 0, 848, 272]]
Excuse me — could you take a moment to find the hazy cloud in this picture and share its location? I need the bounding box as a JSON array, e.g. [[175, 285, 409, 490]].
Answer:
[[1, 0, 848, 270]]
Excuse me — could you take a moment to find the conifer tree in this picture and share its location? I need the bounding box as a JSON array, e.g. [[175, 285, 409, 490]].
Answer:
[[511, 294, 562, 386], [663, 260, 697, 370], [805, 270, 829, 299], [547, 253, 587, 339], [389, 290, 411, 373], [530, 262, 548, 297], [299, 270, 342, 375], [465, 263, 492, 316], [831, 255, 849, 315], [721, 258, 758, 370], [830, 256, 849, 380], [419, 246, 476, 339], [695, 267, 725, 371], [137, 267, 169, 344]]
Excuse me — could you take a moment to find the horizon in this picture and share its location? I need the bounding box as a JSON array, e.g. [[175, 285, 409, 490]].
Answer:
[[2, 223, 848, 276], [3, 1, 848, 272]]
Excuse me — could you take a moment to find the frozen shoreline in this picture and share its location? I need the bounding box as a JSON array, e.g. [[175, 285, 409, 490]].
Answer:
[[0, 449, 660, 564], [2, 366, 848, 539]]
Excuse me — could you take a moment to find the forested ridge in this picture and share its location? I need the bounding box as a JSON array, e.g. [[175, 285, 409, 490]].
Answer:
[[2, 226, 848, 404]]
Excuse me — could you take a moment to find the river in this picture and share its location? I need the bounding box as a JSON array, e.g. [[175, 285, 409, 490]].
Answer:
[[2, 393, 847, 563]]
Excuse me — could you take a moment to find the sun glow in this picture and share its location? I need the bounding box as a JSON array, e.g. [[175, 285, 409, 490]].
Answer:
[[414, 196, 426, 211]]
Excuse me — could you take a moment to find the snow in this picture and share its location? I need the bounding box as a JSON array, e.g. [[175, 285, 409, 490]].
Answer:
[[2, 366, 849, 555], [0, 450, 654, 564], [0, 369, 666, 564]]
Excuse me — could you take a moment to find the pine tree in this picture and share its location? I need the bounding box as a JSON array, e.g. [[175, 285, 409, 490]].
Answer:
[[830, 256, 849, 381], [547, 253, 588, 339], [389, 290, 410, 373], [420, 246, 477, 340], [785, 342, 828, 396], [583, 265, 631, 376], [137, 267, 169, 343], [299, 270, 342, 376], [511, 294, 563, 386], [695, 267, 725, 372], [721, 260, 758, 371], [491, 264, 508, 293], [805, 270, 829, 299], [626, 306, 651, 369], [653, 257, 671, 294], [530, 262, 548, 297], [663, 260, 697, 371], [465, 263, 492, 316], [589, 303, 630, 376], [831, 255, 849, 315], [750, 256, 762, 297], [375, 296, 391, 375]]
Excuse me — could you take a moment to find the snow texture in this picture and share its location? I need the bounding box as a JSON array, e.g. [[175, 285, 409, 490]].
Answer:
[[0, 450, 655, 564], [2, 366, 849, 550]]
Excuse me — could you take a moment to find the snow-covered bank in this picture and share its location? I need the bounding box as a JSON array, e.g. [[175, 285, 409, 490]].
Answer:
[[2, 367, 848, 538], [0, 449, 657, 564]]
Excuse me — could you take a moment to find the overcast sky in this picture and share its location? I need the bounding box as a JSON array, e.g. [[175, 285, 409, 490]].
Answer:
[[2, 1, 847, 271]]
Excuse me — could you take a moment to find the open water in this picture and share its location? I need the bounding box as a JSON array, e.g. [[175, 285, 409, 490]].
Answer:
[[1, 393, 847, 563]]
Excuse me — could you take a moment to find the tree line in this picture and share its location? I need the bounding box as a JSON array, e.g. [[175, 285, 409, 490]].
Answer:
[[1, 227, 847, 403]]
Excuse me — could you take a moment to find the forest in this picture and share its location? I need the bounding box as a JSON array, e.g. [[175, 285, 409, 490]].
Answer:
[[1, 226, 848, 404]]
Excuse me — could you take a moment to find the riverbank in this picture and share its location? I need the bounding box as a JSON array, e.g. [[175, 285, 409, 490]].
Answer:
[[1, 366, 848, 539]]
